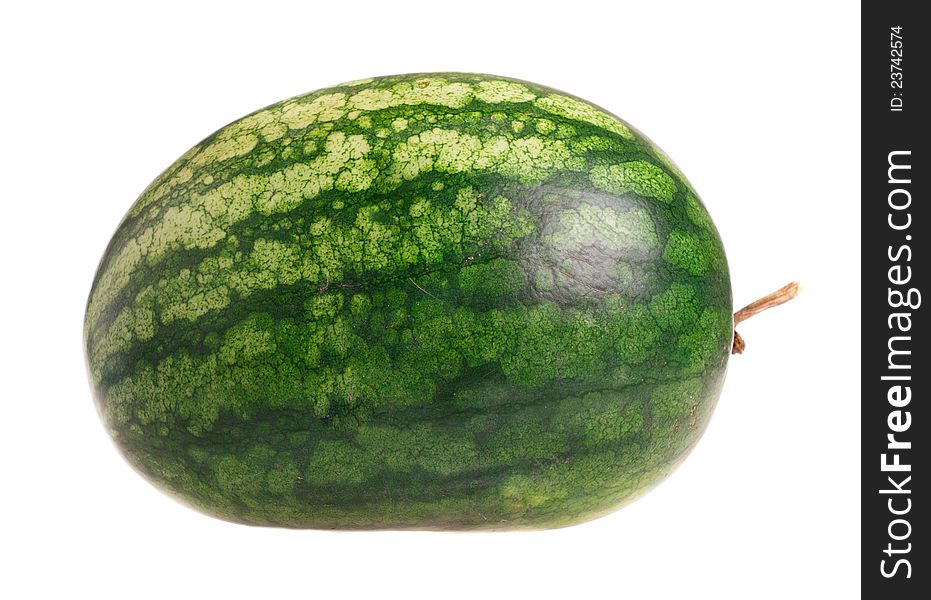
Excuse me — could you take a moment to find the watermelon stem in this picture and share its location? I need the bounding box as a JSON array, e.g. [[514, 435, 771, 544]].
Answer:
[[732, 281, 800, 354]]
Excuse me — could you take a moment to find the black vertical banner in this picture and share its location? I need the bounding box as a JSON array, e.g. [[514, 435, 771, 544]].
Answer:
[[863, 2, 927, 596]]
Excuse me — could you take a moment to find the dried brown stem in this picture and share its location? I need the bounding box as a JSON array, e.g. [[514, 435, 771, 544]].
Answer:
[[732, 282, 799, 354]]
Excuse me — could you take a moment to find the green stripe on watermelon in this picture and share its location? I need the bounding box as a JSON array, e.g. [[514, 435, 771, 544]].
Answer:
[[85, 73, 732, 529]]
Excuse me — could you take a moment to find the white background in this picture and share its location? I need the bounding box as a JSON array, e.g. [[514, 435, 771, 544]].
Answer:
[[2, 1, 859, 598]]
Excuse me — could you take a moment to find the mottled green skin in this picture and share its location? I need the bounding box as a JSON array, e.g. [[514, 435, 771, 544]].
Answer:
[[85, 73, 732, 529]]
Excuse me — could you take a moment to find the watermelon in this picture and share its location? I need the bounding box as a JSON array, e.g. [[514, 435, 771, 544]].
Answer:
[[85, 73, 732, 529]]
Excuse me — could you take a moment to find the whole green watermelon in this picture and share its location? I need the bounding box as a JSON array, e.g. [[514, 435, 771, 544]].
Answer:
[[85, 73, 732, 529]]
